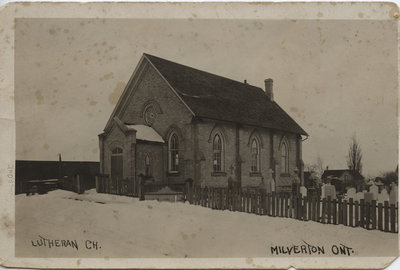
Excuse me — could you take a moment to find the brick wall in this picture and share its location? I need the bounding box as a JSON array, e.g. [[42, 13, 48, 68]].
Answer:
[[194, 119, 300, 190], [136, 142, 164, 183], [239, 127, 272, 188]]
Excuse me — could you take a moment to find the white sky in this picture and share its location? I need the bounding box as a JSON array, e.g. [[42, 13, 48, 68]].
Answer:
[[15, 18, 398, 177]]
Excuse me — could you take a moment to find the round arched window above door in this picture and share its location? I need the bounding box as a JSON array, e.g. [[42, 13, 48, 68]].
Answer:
[[143, 105, 158, 126]]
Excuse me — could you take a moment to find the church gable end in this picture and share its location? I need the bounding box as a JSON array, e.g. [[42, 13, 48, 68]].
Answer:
[[104, 56, 194, 136]]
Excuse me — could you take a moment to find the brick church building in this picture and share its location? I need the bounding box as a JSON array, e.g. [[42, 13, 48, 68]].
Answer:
[[98, 53, 307, 195]]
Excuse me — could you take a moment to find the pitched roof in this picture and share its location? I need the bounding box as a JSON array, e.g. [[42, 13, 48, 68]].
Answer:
[[144, 54, 307, 136], [125, 124, 164, 143], [321, 169, 364, 180]]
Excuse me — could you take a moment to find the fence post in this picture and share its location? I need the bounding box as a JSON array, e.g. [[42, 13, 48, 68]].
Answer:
[[321, 198, 326, 223], [343, 199, 348, 226], [199, 187, 203, 206], [337, 198, 342, 225], [233, 188, 236, 211], [259, 189, 265, 215], [95, 176, 99, 193], [254, 190, 258, 214], [355, 200, 359, 227], [245, 190, 249, 213], [348, 198, 353, 227], [311, 196, 316, 221], [241, 190, 245, 212], [327, 196, 331, 224], [76, 175, 81, 194], [272, 192, 276, 217], [307, 196, 312, 221], [210, 187, 213, 208], [390, 203, 395, 233], [371, 200, 376, 230], [276, 193, 281, 217], [378, 202, 383, 231], [252, 191, 257, 214], [332, 198, 337, 225], [195, 186, 199, 205], [284, 194, 288, 218], [198, 186, 201, 205], [192, 186, 195, 204], [365, 201, 370, 229], [349, 198, 354, 227], [384, 201, 389, 232], [293, 195, 297, 219], [301, 197, 306, 221], [239, 189, 243, 212], [360, 199, 365, 228], [206, 187, 209, 207], [297, 196, 302, 220], [204, 187, 208, 207], [267, 193, 271, 216], [247, 190, 253, 213], [201, 187, 204, 206], [215, 188, 219, 209]]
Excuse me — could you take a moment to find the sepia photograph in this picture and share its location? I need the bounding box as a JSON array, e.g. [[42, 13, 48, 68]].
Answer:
[[0, 1, 399, 269]]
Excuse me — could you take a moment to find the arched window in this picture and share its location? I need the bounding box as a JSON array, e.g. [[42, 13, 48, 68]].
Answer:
[[281, 142, 289, 174], [168, 133, 179, 172], [213, 134, 224, 172], [112, 147, 123, 155], [145, 153, 152, 176], [111, 147, 123, 180], [250, 139, 260, 172]]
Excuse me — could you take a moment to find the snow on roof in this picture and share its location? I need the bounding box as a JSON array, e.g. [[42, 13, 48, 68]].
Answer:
[[125, 124, 165, 143]]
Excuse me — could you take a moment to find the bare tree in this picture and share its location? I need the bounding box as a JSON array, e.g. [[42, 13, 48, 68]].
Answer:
[[347, 134, 362, 173]]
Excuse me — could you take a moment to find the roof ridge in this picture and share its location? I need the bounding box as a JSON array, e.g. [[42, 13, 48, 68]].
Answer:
[[143, 53, 264, 92], [142, 53, 307, 136]]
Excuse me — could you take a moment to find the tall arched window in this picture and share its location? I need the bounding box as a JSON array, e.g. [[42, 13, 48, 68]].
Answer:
[[250, 138, 260, 173], [168, 133, 179, 172], [145, 153, 152, 176], [213, 134, 224, 172], [111, 147, 123, 181], [281, 142, 289, 174]]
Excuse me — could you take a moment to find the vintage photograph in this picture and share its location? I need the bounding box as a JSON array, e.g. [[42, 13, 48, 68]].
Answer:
[[5, 2, 398, 267]]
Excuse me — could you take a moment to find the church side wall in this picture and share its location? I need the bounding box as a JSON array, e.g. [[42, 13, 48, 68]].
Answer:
[[195, 119, 300, 191]]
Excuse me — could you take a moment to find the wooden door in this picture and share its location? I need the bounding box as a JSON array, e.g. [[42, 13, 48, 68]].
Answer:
[[111, 148, 123, 193]]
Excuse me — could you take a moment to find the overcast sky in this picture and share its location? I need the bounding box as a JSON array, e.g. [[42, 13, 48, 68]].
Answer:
[[15, 18, 397, 177]]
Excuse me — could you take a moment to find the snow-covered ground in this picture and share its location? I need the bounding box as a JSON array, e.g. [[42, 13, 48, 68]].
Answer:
[[15, 189, 398, 258]]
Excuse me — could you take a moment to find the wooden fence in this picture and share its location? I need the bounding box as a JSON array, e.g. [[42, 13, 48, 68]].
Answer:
[[95, 175, 136, 196], [189, 187, 398, 233], [59, 175, 84, 194], [95, 175, 187, 198]]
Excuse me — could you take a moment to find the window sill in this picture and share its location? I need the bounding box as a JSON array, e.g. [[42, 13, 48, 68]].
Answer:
[[249, 172, 262, 177], [211, 172, 227, 177], [167, 172, 180, 177]]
